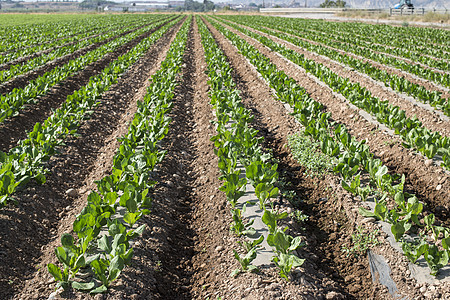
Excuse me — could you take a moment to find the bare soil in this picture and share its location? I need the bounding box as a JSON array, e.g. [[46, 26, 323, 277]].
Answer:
[[262, 24, 450, 95], [0, 17, 172, 96]]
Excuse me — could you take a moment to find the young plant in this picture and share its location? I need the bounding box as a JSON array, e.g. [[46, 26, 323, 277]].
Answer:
[[267, 228, 305, 281], [342, 226, 381, 257], [219, 170, 247, 208], [230, 205, 256, 237], [255, 182, 279, 209], [230, 247, 259, 277], [47, 234, 92, 291], [238, 235, 264, 253]]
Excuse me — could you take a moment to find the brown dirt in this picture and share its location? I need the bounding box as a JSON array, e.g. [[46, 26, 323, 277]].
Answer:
[[0, 17, 174, 154], [204, 17, 450, 299], [0, 32, 103, 72], [0, 19, 183, 300], [303, 27, 448, 74], [203, 16, 391, 300], [0, 19, 143, 71]]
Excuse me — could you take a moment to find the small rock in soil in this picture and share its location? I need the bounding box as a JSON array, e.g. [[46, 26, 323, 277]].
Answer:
[[166, 180, 174, 187], [425, 159, 433, 167], [266, 283, 281, 291], [215, 245, 224, 252], [268, 291, 282, 298], [66, 188, 77, 197], [436, 184, 442, 191], [326, 291, 344, 299], [362, 217, 376, 223], [423, 291, 433, 298]]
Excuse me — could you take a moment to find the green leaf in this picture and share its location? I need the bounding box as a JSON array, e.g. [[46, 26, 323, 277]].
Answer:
[[123, 212, 137, 226], [391, 223, 405, 242], [288, 236, 304, 252], [90, 260, 108, 286], [90, 285, 108, 294], [55, 247, 70, 266], [341, 180, 353, 194], [74, 255, 86, 269], [72, 281, 95, 290], [60, 233, 75, 248], [34, 173, 46, 184], [98, 235, 111, 253], [230, 269, 240, 277], [47, 263, 63, 282], [358, 207, 376, 218], [291, 255, 305, 268], [122, 248, 134, 265], [108, 256, 124, 282], [394, 192, 405, 208], [442, 237, 450, 250]]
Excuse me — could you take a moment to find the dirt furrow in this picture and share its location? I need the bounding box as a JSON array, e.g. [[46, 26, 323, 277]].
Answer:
[[212, 19, 450, 226], [235, 22, 450, 137], [0, 17, 174, 154], [303, 27, 449, 73], [329, 37, 448, 74], [0, 20, 183, 300]]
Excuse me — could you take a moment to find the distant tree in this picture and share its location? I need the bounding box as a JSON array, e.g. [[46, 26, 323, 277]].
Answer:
[[319, 0, 335, 7], [185, 0, 204, 11], [335, 0, 346, 7], [249, 2, 257, 7], [184, 0, 214, 11], [319, 0, 345, 7], [203, 0, 215, 11]]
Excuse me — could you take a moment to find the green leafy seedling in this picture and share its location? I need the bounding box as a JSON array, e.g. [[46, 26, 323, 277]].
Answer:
[[230, 247, 259, 277]]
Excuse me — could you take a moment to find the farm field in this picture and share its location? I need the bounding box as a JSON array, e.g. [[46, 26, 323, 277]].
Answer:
[[0, 13, 449, 299]]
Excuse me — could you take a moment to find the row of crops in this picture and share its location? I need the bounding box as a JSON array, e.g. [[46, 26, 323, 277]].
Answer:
[[0, 16, 181, 208], [205, 15, 450, 277], [215, 17, 450, 170], [48, 17, 191, 293], [0, 12, 448, 298]]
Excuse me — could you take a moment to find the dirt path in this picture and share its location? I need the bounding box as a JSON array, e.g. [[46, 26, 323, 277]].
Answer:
[[202, 16, 394, 300], [204, 16, 450, 299], [1, 15, 449, 300], [0, 31, 104, 72]]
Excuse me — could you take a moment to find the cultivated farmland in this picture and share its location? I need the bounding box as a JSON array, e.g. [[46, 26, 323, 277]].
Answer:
[[0, 13, 449, 299]]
